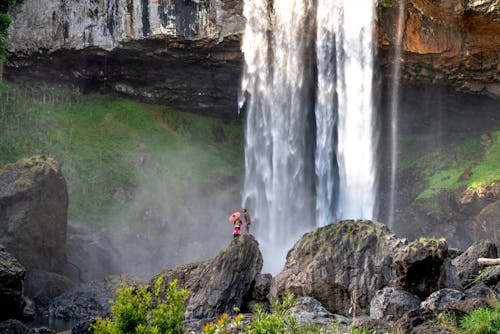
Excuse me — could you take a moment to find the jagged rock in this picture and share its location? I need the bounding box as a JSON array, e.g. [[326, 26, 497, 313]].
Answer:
[[421, 289, 464, 311], [152, 235, 263, 319], [25, 269, 74, 308], [478, 265, 500, 287], [0, 156, 68, 274], [290, 297, 349, 326], [393, 238, 448, 299], [369, 287, 421, 320], [251, 273, 272, 301], [0, 247, 26, 320], [270, 220, 397, 316], [48, 274, 145, 321], [452, 240, 498, 286]]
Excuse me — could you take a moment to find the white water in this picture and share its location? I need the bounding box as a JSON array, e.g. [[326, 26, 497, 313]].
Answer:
[[241, 0, 378, 273], [388, 0, 406, 230]]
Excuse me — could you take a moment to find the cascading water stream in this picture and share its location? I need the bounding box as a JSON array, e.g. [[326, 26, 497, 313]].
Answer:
[[241, 0, 378, 273], [388, 0, 406, 230]]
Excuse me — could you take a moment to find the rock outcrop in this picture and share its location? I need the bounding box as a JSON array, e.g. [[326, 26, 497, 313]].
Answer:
[[392, 238, 450, 298], [0, 246, 26, 321], [452, 240, 498, 286], [0, 156, 68, 274], [270, 220, 397, 316], [152, 234, 263, 319]]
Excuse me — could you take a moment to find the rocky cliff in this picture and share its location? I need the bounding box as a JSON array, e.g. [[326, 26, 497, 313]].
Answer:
[[5, 0, 244, 118], [378, 0, 500, 98], [5, 0, 499, 117]]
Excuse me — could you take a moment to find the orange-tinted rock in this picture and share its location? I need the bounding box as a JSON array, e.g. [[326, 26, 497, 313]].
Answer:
[[378, 0, 500, 98]]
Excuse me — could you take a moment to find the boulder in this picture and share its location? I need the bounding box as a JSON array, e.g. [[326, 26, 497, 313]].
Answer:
[[452, 240, 498, 287], [24, 269, 74, 308], [152, 234, 263, 319], [369, 287, 421, 320], [0, 156, 68, 274], [270, 220, 397, 316], [48, 274, 145, 321], [393, 238, 448, 299], [289, 297, 349, 326], [421, 289, 465, 311], [0, 246, 26, 320]]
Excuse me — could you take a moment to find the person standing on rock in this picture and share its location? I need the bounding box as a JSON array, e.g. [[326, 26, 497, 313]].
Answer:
[[243, 208, 251, 234], [229, 212, 242, 238]]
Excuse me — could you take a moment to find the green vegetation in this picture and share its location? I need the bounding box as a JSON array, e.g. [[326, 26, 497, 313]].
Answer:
[[92, 277, 189, 334], [202, 292, 375, 334], [436, 302, 500, 334], [0, 82, 244, 226], [459, 302, 500, 334], [400, 130, 500, 200]]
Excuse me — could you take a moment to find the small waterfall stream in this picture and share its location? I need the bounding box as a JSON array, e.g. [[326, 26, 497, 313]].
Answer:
[[241, 0, 378, 273], [388, 0, 406, 230]]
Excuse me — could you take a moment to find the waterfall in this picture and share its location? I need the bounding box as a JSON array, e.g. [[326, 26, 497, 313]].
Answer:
[[388, 0, 406, 230], [240, 0, 378, 273]]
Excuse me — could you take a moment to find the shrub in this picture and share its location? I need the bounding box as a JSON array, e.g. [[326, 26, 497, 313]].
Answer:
[[92, 277, 189, 334]]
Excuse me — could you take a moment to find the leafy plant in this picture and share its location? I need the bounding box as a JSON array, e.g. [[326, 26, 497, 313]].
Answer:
[[92, 277, 189, 334]]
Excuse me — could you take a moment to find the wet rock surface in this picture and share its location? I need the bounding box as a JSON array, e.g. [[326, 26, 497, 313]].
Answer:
[[0, 156, 68, 274], [152, 234, 263, 319]]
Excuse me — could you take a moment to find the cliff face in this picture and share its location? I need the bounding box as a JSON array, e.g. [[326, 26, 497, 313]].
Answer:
[[378, 0, 500, 98], [4, 0, 500, 115], [6, 0, 244, 118], [8, 0, 244, 52]]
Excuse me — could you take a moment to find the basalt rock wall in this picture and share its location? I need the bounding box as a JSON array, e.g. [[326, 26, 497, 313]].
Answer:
[[4, 0, 500, 117]]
